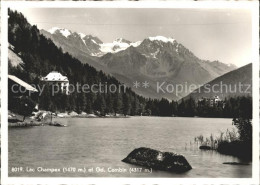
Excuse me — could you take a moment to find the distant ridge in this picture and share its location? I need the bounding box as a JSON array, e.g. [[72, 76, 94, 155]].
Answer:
[[182, 63, 252, 101]]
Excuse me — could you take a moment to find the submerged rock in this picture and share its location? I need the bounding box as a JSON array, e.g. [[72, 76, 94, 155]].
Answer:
[[122, 147, 192, 173], [199, 146, 213, 150], [223, 162, 250, 165], [49, 122, 67, 127]]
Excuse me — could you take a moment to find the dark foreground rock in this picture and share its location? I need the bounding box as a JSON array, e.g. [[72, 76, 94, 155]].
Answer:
[[122, 147, 192, 173]]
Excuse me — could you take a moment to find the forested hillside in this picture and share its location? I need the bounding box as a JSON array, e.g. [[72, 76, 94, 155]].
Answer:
[[8, 9, 146, 116]]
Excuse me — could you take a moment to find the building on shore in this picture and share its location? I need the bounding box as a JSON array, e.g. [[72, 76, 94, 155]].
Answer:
[[198, 95, 224, 108], [210, 96, 221, 107], [41, 71, 69, 95]]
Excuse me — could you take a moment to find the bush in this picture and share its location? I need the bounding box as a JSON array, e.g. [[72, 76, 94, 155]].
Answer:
[[217, 140, 252, 160], [235, 118, 252, 142]]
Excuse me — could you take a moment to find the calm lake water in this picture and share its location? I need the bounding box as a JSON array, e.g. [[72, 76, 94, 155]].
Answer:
[[8, 117, 252, 177]]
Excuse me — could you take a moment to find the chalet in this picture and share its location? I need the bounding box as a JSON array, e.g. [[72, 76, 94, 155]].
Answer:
[[41, 71, 69, 95]]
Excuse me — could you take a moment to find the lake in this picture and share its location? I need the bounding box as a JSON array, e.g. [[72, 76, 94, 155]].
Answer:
[[8, 117, 252, 177]]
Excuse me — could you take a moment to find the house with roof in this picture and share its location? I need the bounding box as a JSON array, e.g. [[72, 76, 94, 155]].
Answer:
[[8, 75, 38, 95], [41, 71, 69, 95], [8, 75, 39, 112]]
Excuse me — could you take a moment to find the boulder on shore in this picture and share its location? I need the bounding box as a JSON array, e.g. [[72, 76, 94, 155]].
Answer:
[[122, 147, 192, 173]]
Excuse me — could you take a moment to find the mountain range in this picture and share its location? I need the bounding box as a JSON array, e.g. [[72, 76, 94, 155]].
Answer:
[[41, 27, 237, 100]]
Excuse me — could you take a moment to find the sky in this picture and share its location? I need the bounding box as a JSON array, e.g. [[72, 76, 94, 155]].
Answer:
[[13, 7, 252, 67]]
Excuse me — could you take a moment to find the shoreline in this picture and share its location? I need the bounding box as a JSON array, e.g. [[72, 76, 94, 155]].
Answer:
[[8, 116, 233, 128], [8, 110, 234, 128], [8, 109, 235, 122]]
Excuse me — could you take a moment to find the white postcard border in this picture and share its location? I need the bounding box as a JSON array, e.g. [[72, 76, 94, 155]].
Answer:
[[1, 1, 259, 185]]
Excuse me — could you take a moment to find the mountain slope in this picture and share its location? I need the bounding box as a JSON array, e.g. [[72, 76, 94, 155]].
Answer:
[[99, 37, 236, 100], [183, 63, 252, 101], [8, 45, 23, 67], [40, 29, 108, 72]]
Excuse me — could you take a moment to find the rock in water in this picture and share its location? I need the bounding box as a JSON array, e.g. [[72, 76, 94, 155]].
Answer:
[[122, 147, 192, 173]]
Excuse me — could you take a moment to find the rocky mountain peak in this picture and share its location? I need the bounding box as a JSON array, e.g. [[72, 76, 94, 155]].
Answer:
[[148, 36, 175, 43], [114, 38, 131, 44], [48, 27, 72, 38]]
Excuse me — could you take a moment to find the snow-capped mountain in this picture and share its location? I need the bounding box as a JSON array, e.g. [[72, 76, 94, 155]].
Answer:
[[40, 27, 237, 100], [99, 38, 141, 55], [44, 27, 103, 56], [42, 27, 141, 57]]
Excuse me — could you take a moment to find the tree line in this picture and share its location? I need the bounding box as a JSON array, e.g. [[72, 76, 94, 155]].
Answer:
[[176, 96, 252, 119]]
